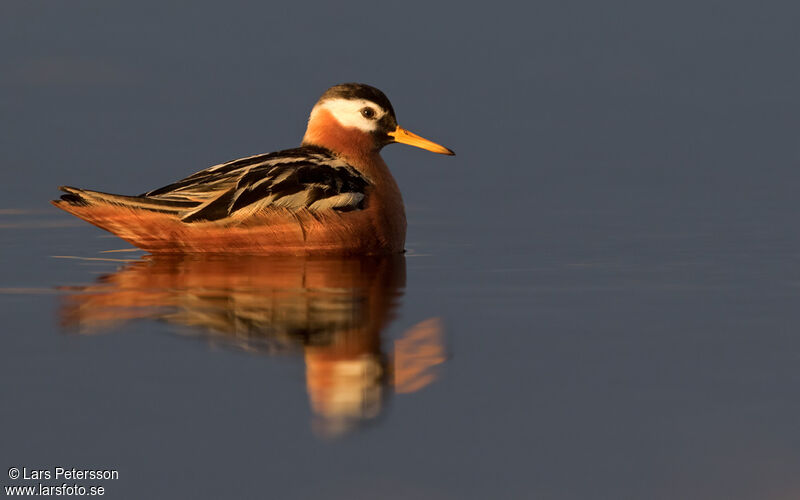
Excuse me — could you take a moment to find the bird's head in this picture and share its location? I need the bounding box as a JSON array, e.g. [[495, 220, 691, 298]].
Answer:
[[302, 83, 454, 161]]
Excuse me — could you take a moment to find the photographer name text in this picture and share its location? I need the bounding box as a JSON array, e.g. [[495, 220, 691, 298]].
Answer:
[[12, 468, 118, 481]]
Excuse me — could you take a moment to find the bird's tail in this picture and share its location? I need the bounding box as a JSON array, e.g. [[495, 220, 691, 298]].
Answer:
[[53, 186, 197, 213], [51, 186, 202, 250]]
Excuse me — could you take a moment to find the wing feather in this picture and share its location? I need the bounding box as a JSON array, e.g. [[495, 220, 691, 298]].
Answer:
[[141, 146, 370, 223]]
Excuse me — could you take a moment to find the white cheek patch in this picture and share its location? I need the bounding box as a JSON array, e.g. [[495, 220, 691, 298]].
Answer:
[[313, 98, 387, 133]]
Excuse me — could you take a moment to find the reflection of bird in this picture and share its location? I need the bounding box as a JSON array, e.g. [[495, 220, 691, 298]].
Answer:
[[59, 254, 445, 437], [52, 83, 454, 254]]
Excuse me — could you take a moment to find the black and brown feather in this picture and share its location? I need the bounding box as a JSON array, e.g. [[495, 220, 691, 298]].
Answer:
[[59, 146, 371, 223]]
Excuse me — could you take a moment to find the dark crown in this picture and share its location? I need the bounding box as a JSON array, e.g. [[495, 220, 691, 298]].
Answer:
[[319, 83, 396, 119]]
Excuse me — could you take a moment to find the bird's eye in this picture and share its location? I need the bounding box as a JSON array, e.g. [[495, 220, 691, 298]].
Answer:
[[361, 107, 376, 119]]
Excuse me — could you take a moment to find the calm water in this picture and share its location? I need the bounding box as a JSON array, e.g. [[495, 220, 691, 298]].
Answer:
[[2, 2, 800, 499]]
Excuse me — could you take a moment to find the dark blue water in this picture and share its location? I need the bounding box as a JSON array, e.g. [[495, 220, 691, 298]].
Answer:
[[2, 2, 800, 498]]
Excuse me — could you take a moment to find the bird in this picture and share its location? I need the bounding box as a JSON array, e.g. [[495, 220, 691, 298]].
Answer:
[[52, 83, 454, 254]]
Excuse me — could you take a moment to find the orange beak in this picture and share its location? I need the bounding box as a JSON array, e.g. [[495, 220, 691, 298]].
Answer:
[[388, 126, 455, 155]]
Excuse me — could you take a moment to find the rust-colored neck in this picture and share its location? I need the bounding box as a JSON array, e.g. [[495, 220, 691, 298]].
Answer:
[[301, 107, 406, 251], [301, 108, 380, 169]]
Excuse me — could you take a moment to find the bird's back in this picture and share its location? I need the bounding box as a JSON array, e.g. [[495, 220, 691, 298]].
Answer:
[[51, 146, 403, 255]]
